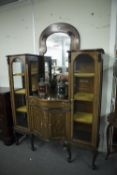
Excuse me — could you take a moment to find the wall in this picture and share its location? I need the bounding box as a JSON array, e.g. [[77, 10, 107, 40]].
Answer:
[[0, 0, 35, 86], [109, 0, 117, 57]]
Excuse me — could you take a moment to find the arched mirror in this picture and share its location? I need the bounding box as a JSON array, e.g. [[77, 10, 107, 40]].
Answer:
[[38, 22, 80, 99]]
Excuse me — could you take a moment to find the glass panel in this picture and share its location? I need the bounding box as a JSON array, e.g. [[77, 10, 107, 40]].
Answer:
[[12, 59, 25, 89], [73, 101, 92, 142], [30, 62, 39, 95], [74, 77, 94, 101], [74, 54, 95, 73], [15, 94, 26, 109], [16, 112, 28, 127], [73, 122, 92, 142], [73, 54, 95, 143], [12, 58, 28, 128]]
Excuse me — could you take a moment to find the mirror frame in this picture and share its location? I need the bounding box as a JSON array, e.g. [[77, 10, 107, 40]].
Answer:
[[39, 22, 80, 55]]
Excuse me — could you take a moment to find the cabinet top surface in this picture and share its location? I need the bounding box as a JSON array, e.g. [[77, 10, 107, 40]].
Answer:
[[28, 96, 71, 109], [29, 96, 70, 103], [68, 48, 104, 53], [0, 87, 10, 94], [7, 53, 39, 57]]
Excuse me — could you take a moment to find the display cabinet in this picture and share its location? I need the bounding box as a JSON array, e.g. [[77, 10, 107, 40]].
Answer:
[[71, 50, 103, 146], [7, 23, 104, 168], [7, 54, 39, 144], [70, 49, 103, 168]]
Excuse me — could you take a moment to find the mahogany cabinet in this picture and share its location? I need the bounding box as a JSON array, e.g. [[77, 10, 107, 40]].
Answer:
[[7, 23, 104, 168], [0, 87, 14, 145]]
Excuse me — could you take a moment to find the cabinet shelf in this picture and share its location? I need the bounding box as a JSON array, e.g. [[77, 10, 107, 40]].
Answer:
[[15, 89, 26, 94], [74, 72, 95, 77], [31, 71, 38, 76], [13, 73, 24, 76], [74, 112, 93, 124], [32, 88, 38, 92], [74, 92, 94, 101], [16, 106, 27, 113]]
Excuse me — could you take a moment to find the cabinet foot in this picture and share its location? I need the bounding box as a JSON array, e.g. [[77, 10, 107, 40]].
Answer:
[[63, 142, 72, 163], [105, 124, 112, 160], [92, 150, 98, 170], [30, 134, 35, 151], [14, 131, 19, 145], [91, 133, 100, 170], [14, 132, 27, 145]]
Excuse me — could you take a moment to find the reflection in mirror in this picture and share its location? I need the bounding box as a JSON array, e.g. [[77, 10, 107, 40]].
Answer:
[[44, 33, 70, 99], [13, 59, 24, 89], [45, 33, 70, 75]]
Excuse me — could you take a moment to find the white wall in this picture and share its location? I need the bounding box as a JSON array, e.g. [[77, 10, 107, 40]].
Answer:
[[109, 0, 117, 57], [0, 0, 35, 86]]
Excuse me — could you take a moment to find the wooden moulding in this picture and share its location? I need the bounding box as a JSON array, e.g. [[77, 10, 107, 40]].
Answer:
[[39, 22, 80, 55]]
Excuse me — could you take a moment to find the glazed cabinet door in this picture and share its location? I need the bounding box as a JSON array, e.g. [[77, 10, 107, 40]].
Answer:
[[7, 54, 39, 135], [9, 56, 29, 131], [71, 50, 103, 148]]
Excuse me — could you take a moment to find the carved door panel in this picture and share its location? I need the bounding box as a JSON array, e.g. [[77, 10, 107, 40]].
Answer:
[[30, 105, 50, 140], [49, 110, 66, 139], [30, 106, 43, 137]]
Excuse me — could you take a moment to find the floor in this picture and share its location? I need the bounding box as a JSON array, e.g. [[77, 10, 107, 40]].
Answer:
[[0, 138, 117, 175]]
